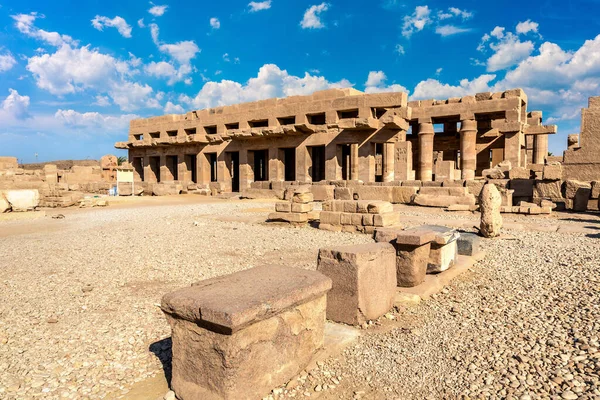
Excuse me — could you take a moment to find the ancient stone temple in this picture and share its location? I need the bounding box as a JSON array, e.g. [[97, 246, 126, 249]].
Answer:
[[562, 96, 600, 181], [114, 88, 556, 191]]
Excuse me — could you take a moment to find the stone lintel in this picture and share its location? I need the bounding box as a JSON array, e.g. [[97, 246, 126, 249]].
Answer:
[[524, 125, 558, 135]]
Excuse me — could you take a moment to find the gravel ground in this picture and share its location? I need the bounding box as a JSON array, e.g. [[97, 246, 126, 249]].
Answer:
[[274, 228, 600, 399], [1, 199, 599, 400], [0, 200, 371, 399]]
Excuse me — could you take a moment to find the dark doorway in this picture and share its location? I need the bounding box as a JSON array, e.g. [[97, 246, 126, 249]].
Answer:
[[166, 155, 178, 180], [282, 148, 296, 181], [184, 154, 197, 183], [206, 153, 217, 182], [226, 152, 240, 192], [341, 144, 351, 180], [132, 157, 144, 180], [309, 145, 326, 182], [252, 149, 268, 181], [375, 143, 384, 182], [149, 156, 161, 182]]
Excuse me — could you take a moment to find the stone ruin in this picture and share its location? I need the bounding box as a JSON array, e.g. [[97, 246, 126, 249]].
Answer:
[[159, 219, 483, 399], [0, 155, 119, 212]]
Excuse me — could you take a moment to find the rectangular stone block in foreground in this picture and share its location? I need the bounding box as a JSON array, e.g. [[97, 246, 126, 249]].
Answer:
[[161, 266, 332, 400], [317, 243, 396, 325]]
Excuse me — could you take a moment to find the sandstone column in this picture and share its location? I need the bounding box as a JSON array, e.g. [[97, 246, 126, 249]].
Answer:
[[238, 150, 253, 190], [268, 147, 283, 182], [418, 122, 434, 182], [383, 142, 395, 182], [296, 144, 311, 183], [350, 143, 359, 181], [460, 119, 477, 180], [532, 134, 548, 165]]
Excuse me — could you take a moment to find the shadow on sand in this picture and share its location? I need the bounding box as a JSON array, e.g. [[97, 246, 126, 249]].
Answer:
[[149, 337, 173, 386]]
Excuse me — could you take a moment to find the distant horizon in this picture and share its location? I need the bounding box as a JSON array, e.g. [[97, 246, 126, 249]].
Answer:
[[2, 0, 599, 162]]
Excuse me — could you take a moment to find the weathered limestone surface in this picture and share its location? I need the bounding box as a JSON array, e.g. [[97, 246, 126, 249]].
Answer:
[[161, 266, 331, 400], [420, 225, 460, 273], [480, 183, 502, 238], [395, 227, 435, 287], [564, 180, 592, 199], [413, 193, 476, 208], [0, 192, 10, 213], [2, 189, 40, 212], [457, 233, 481, 256], [317, 243, 396, 325]]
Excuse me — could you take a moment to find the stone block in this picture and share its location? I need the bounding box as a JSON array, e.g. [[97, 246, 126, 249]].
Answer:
[[482, 167, 505, 179], [0, 193, 10, 213], [343, 200, 358, 213], [340, 213, 353, 225], [401, 180, 422, 187], [320, 211, 341, 225], [534, 180, 563, 199], [509, 179, 534, 197], [319, 223, 342, 232], [542, 164, 562, 180], [334, 187, 353, 200], [292, 192, 314, 203], [457, 233, 480, 256], [422, 181, 443, 187], [564, 180, 591, 199], [395, 242, 431, 288], [587, 198, 599, 211], [291, 203, 312, 213], [161, 266, 331, 400], [573, 188, 591, 212], [275, 202, 291, 212], [592, 181, 600, 199], [356, 201, 370, 213], [362, 213, 374, 226], [419, 187, 469, 196], [367, 201, 393, 214], [413, 194, 476, 208], [373, 212, 400, 227], [317, 243, 396, 325], [396, 226, 436, 246], [268, 212, 309, 223], [3, 189, 40, 212], [353, 186, 393, 202], [508, 167, 531, 180], [419, 225, 460, 273], [373, 226, 405, 243], [466, 180, 485, 199], [310, 185, 334, 201], [391, 186, 418, 203]]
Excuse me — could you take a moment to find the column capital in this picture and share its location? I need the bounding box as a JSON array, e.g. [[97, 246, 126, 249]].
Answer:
[[460, 119, 477, 132], [418, 122, 434, 135]]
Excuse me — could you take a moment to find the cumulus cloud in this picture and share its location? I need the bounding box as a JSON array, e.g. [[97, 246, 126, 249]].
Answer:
[[0, 52, 17, 72], [395, 44, 405, 55], [146, 23, 200, 84], [164, 101, 184, 113], [54, 109, 137, 130], [248, 1, 272, 12], [411, 74, 496, 99], [516, 19, 540, 36], [210, 17, 220, 29], [478, 24, 536, 72], [91, 15, 132, 38], [93, 95, 111, 107], [402, 6, 431, 38], [11, 12, 75, 47], [301, 3, 330, 29], [364, 71, 408, 94], [180, 63, 351, 109], [148, 4, 168, 17], [2, 88, 30, 120], [138, 18, 146, 28]]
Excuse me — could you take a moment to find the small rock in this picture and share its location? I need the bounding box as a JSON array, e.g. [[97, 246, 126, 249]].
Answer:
[[164, 391, 176, 400]]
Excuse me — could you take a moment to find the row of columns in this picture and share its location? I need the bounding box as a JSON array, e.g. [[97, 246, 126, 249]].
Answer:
[[417, 120, 477, 181]]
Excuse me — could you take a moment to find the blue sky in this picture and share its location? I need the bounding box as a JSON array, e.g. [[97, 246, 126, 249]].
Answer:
[[1, 0, 599, 163]]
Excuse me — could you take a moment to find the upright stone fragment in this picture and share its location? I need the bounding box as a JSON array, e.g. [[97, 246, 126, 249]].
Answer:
[[161, 266, 332, 400], [479, 183, 502, 238], [395, 227, 435, 287], [317, 243, 396, 325]]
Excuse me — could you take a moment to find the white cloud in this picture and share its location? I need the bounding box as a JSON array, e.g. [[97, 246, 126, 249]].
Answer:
[[436, 25, 471, 37], [364, 71, 408, 94], [395, 44, 405, 55], [54, 109, 137, 131], [301, 3, 330, 29], [11, 12, 75, 47], [93, 95, 111, 107], [146, 23, 200, 84], [435, 67, 443, 75], [158, 41, 200, 65], [478, 26, 535, 72], [145, 61, 191, 85], [448, 7, 473, 19], [1, 89, 30, 120], [148, 4, 168, 17], [516, 19, 539, 36], [223, 53, 230, 62], [248, 1, 271, 12], [164, 101, 184, 113], [91, 15, 132, 38], [402, 6, 431, 38], [411, 74, 496, 99], [108, 81, 161, 111], [180, 63, 351, 109], [0, 53, 17, 72], [210, 17, 220, 29]]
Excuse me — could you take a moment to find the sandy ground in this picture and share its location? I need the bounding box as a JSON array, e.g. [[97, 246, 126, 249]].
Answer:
[[0, 196, 599, 400]]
